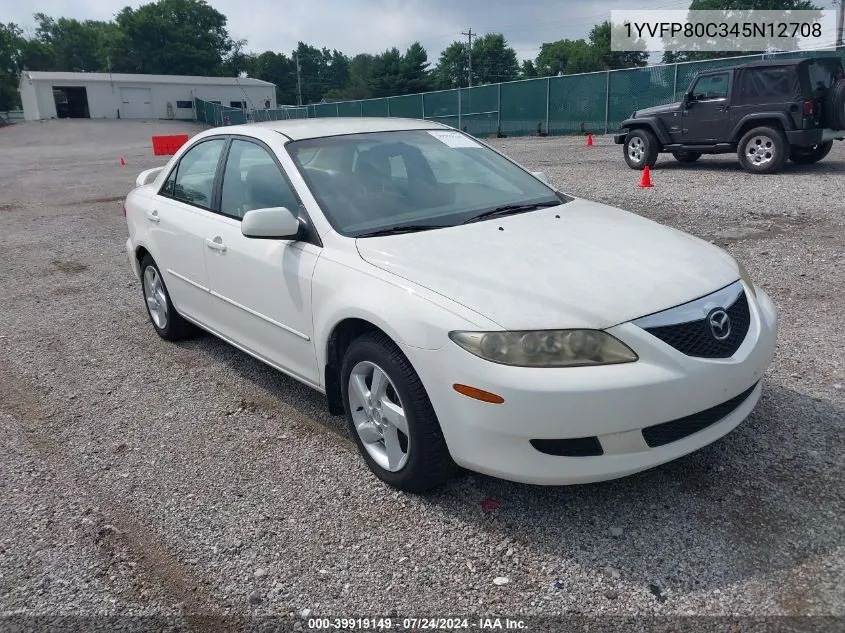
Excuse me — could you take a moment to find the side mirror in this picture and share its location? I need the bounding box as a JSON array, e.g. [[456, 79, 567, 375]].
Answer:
[[684, 92, 693, 106], [532, 171, 550, 185], [241, 207, 301, 240]]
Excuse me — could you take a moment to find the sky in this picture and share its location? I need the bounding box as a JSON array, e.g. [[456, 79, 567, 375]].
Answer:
[[4, 0, 703, 63]]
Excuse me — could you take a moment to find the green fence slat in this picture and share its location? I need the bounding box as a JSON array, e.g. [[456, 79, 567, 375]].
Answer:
[[387, 94, 423, 118], [549, 72, 607, 135], [361, 99, 389, 116], [337, 102, 360, 117], [500, 79, 546, 136], [607, 65, 675, 131]]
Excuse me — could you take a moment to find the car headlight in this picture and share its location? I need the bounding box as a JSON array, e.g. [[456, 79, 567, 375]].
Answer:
[[448, 330, 638, 368], [736, 260, 757, 297]]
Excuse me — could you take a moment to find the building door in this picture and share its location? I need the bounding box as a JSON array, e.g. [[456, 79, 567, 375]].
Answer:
[[52, 87, 90, 118], [120, 87, 154, 118]]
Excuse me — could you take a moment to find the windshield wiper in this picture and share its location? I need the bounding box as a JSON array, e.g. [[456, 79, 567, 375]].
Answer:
[[461, 200, 560, 224], [355, 224, 446, 238]]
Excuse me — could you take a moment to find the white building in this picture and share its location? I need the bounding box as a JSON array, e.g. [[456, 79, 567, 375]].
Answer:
[[18, 72, 277, 122]]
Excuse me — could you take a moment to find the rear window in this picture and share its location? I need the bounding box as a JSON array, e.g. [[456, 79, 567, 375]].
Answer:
[[735, 67, 796, 104]]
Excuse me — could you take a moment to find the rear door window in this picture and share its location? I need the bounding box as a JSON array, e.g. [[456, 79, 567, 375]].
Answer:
[[162, 139, 226, 209]]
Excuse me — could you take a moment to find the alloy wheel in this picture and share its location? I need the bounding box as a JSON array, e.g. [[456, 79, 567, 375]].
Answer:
[[143, 266, 168, 330], [348, 361, 410, 472]]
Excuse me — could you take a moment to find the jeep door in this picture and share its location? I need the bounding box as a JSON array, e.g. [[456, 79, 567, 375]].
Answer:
[[682, 71, 733, 143]]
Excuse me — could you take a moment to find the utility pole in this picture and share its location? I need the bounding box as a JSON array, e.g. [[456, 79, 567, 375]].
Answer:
[[461, 28, 475, 87], [837, 0, 845, 48], [295, 51, 303, 106]]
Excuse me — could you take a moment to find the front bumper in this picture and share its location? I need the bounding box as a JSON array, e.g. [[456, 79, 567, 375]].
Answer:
[[403, 284, 778, 485], [613, 132, 627, 144]]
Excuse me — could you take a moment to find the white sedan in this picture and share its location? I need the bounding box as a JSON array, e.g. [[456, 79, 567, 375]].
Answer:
[[124, 118, 778, 492]]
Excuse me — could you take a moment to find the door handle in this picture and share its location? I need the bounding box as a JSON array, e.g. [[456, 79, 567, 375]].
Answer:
[[146, 210, 160, 224], [205, 237, 227, 253]]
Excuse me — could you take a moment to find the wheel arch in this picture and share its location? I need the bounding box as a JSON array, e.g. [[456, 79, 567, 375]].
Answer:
[[323, 317, 393, 415], [622, 118, 671, 145], [730, 114, 791, 143]]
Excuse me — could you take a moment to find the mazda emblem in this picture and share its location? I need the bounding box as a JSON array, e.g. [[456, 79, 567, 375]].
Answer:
[[708, 308, 731, 341]]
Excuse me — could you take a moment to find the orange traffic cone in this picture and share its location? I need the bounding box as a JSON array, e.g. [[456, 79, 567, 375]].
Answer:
[[120, 156, 126, 166], [586, 133, 593, 147], [638, 165, 653, 188]]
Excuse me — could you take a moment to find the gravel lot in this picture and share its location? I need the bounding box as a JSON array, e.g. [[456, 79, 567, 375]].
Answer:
[[1, 120, 843, 627]]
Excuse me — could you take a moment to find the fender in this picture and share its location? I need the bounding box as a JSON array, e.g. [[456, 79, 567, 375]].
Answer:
[[311, 255, 499, 374], [729, 112, 794, 141], [619, 117, 673, 145]]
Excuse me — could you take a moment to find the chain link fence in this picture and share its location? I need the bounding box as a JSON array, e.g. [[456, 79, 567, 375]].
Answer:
[[197, 47, 845, 136]]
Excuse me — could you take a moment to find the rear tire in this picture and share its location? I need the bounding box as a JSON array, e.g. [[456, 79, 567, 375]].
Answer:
[[737, 126, 788, 174], [789, 141, 833, 164], [823, 78, 845, 130], [340, 331, 457, 493], [623, 128, 659, 170], [671, 150, 702, 163], [139, 254, 195, 341]]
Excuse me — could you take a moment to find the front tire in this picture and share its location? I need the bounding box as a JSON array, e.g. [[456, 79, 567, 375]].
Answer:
[[789, 141, 833, 164], [139, 254, 195, 341], [623, 129, 659, 170], [672, 150, 701, 163], [340, 331, 457, 492], [737, 126, 788, 174]]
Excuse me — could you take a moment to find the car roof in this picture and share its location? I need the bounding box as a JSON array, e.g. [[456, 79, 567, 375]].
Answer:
[[220, 117, 451, 141]]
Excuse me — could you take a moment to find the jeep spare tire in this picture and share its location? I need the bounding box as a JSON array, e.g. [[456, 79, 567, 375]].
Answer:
[[825, 78, 845, 130]]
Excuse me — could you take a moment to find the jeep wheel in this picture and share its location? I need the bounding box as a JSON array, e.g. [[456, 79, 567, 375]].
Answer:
[[737, 126, 788, 174], [789, 141, 833, 165], [672, 150, 701, 163], [624, 129, 659, 170]]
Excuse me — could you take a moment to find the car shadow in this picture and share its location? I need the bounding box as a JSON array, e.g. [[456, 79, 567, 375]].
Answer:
[[654, 156, 845, 174], [177, 332, 844, 595]]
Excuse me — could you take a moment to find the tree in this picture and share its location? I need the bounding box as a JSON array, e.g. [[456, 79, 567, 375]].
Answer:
[[432, 41, 468, 88], [344, 53, 376, 99], [470, 34, 519, 84], [251, 51, 297, 104], [520, 59, 538, 78], [369, 47, 405, 97], [111, 0, 235, 75], [536, 39, 600, 76], [589, 20, 648, 69], [0, 23, 25, 109], [293, 42, 351, 103], [33, 14, 119, 72], [402, 42, 431, 94]]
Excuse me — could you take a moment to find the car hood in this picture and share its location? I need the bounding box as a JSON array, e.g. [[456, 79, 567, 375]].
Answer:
[[354, 199, 740, 330], [634, 102, 682, 117]]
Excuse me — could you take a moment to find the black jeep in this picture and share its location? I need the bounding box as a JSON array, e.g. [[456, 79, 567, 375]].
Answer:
[[614, 57, 845, 174]]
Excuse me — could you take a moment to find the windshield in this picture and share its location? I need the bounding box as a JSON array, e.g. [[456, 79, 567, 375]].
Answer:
[[286, 129, 565, 237]]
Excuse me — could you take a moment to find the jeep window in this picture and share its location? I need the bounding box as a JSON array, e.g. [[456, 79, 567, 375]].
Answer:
[[691, 73, 729, 101], [735, 67, 794, 104], [807, 60, 839, 92]]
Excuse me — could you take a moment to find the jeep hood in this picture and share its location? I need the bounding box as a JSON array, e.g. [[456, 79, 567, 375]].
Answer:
[[633, 102, 682, 117], [354, 199, 741, 330]]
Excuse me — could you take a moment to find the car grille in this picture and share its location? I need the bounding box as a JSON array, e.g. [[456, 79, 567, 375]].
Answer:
[[641, 382, 759, 448], [642, 290, 751, 358]]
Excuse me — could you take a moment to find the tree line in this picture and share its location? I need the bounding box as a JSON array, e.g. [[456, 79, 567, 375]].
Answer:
[[0, 0, 649, 111]]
